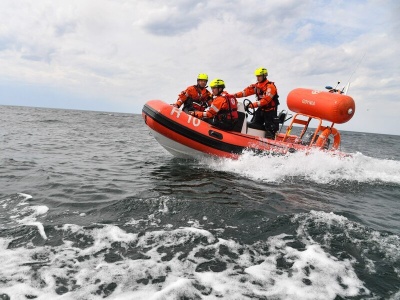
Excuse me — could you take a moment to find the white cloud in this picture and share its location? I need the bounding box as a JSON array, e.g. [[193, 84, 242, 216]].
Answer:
[[0, 0, 399, 134]]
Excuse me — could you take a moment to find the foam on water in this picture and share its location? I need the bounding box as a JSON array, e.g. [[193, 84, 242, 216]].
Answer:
[[205, 150, 400, 184], [2, 210, 398, 299], [0, 193, 49, 239]]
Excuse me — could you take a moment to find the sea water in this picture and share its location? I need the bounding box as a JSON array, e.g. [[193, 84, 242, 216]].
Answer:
[[1, 105, 399, 300]]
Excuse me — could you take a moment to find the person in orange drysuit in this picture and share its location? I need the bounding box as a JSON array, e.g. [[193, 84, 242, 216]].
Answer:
[[234, 67, 280, 138], [191, 78, 238, 131], [173, 73, 212, 113]]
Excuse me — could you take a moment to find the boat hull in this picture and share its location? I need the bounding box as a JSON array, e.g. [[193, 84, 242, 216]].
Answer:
[[142, 100, 300, 159]]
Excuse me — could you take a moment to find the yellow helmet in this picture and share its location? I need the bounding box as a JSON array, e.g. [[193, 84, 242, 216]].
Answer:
[[254, 67, 268, 76], [197, 73, 208, 80], [209, 78, 225, 88]]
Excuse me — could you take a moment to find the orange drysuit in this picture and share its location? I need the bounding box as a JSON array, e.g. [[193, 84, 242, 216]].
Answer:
[[175, 85, 212, 111], [235, 80, 278, 111], [195, 91, 238, 121]]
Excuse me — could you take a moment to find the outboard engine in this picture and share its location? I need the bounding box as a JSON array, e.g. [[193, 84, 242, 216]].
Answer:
[[274, 110, 290, 133]]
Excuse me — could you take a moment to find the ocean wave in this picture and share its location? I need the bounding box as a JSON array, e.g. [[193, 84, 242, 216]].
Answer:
[[1, 211, 398, 299]]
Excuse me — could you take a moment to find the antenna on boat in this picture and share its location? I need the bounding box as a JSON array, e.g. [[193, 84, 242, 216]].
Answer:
[[342, 52, 366, 95], [334, 81, 340, 90], [342, 82, 351, 95], [325, 81, 341, 93]]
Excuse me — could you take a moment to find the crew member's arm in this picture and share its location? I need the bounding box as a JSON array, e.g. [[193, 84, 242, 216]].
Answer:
[[253, 84, 277, 108], [174, 86, 196, 107], [193, 97, 223, 119], [234, 84, 256, 98]]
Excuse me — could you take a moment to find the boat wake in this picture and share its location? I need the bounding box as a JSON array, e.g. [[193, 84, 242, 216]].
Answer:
[[1, 209, 399, 299], [0, 193, 49, 238], [204, 150, 400, 185]]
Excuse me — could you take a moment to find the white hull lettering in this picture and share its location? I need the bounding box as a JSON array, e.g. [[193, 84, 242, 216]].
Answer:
[[187, 115, 201, 127], [170, 107, 182, 118]]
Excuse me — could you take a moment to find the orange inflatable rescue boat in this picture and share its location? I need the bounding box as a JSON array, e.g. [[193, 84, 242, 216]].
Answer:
[[142, 86, 355, 159]]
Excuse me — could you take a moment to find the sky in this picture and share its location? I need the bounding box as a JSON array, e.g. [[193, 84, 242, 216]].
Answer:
[[0, 0, 399, 135]]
